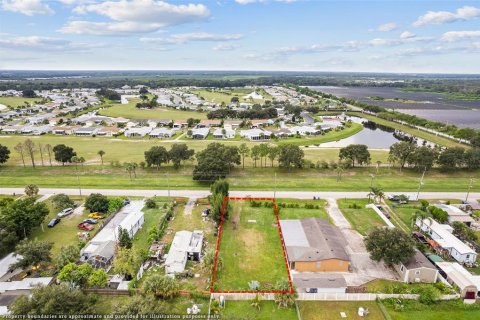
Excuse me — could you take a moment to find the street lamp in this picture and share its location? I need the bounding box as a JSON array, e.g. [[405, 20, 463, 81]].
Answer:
[[465, 178, 474, 203], [415, 166, 427, 201], [369, 174, 375, 187]]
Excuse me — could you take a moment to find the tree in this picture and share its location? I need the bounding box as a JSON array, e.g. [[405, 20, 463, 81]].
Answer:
[[22, 89, 37, 98], [44, 144, 53, 166], [24, 184, 39, 197], [278, 144, 304, 169], [125, 162, 136, 180], [389, 141, 417, 170], [98, 150, 105, 165], [14, 142, 26, 167], [38, 142, 44, 166], [187, 118, 200, 128], [85, 193, 109, 213], [268, 145, 280, 167], [139, 87, 148, 94], [142, 273, 179, 299], [339, 144, 370, 167], [144, 146, 169, 169], [113, 295, 166, 315], [9, 284, 96, 315], [464, 148, 480, 170], [238, 143, 250, 169], [364, 227, 415, 265], [169, 143, 194, 169], [274, 279, 297, 308], [113, 247, 141, 279], [211, 179, 230, 223], [58, 262, 94, 288], [407, 146, 437, 170], [88, 268, 108, 288], [51, 193, 75, 210], [118, 226, 133, 249], [259, 143, 270, 168], [428, 206, 449, 223], [437, 147, 465, 170], [0, 144, 10, 165], [10, 240, 53, 270], [193, 143, 240, 181], [251, 145, 260, 168], [53, 144, 76, 165], [452, 221, 478, 242], [201, 249, 223, 272], [55, 244, 80, 270]]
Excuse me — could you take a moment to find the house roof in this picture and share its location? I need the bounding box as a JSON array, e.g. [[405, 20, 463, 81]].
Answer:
[[280, 218, 349, 262], [293, 273, 347, 289], [436, 262, 477, 291], [402, 249, 436, 270]]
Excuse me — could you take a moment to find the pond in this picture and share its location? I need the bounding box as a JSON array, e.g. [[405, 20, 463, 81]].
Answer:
[[319, 116, 432, 149]]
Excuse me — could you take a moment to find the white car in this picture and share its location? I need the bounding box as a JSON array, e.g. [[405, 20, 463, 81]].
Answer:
[[57, 208, 74, 218]]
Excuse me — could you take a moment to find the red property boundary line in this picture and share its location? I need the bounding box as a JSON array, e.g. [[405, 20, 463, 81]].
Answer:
[[209, 196, 294, 294]]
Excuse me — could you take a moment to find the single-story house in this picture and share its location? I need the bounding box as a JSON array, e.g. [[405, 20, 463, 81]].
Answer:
[[165, 230, 204, 276], [223, 120, 242, 129], [0, 126, 21, 134], [81, 240, 116, 269], [118, 209, 145, 238], [173, 120, 188, 129], [394, 249, 438, 283], [190, 127, 209, 139], [435, 262, 479, 299], [279, 218, 350, 272], [124, 127, 152, 138], [97, 126, 121, 137], [74, 127, 100, 136], [434, 204, 475, 227], [416, 218, 477, 264], [293, 273, 347, 293], [250, 119, 271, 128], [20, 125, 52, 135], [213, 127, 235, 139], [197, 119, 222, 128], [289, 125, 321, 136], [149, 128, 176, 138], [240, 128, 272, 141], [52, 125, 80, 135]]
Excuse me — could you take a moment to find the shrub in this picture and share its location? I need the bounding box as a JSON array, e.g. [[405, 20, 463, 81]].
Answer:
[[417, 286, 440, 305], [145, 198, 157, 209]]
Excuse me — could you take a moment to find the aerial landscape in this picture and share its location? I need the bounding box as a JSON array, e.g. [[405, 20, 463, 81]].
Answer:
[[1, 0, 480, 319]]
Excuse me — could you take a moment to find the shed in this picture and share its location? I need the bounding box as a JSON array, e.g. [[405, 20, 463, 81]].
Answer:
[[435, 262, 478, 298]]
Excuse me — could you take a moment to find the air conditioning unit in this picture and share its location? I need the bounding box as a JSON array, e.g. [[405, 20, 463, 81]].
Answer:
[[306, 288, 318, 293], [414, 278, 420, 283]]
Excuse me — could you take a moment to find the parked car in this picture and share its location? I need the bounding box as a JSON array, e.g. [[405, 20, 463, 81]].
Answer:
[[83, 218, 98, 224], [412, 231, 428, 244], [124, 199, 131, 206], [77, 222, 94, 231], [88, 212, 104, 219], [388, 195, 400, 201], [47, 218, 60, 228], [57, 208, 74, 218]]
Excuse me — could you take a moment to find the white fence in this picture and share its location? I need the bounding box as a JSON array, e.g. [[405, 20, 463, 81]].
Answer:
[[366, 204, 396, 229]]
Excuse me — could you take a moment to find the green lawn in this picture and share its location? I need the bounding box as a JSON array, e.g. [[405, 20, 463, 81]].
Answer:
[[382, 299, 480, 320], [222, 300, 297, 320], [214, 200, 289, 291], [386, 200, 420, 231], [298, 301, 385, 320], [29, 196, 86, 255], [0, 96, 39, 108], [276, 198, 330, 221], [131, 197, 170, 251], [337, 199, 386, 235], [190, 87, 271, 104], [98, 98, 207, 120]]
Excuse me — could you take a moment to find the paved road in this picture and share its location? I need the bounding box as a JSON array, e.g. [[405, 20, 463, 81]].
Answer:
[[1, 188, 478, 201]]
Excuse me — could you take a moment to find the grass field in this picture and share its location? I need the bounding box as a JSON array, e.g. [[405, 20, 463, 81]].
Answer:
[[190, 87, 272, 104], [214, 200, 289, 291], [98, 97, 207, 120], [131, 197, 169, 251], [0, 96, 39, 108], [382, 299, 480, 320], [29, 196, 86, 255], [0, 166, 479, 192], [276, 198, 330, 221], [337, 199, 386, 235], [298, 301, 385, 320], [222, 300, 297, 320]]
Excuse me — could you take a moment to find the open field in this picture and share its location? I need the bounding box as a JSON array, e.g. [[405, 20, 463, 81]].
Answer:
[[298, 301, 385, 320], [337, 198, 386, 235], [222, 300, 297, 320], [0, 166, 479, 192], [29, 196, 86, 255], [276, 198, 330, 221], [98, 98, 207, 120], [0, 96, 39, 108], [214, 200, 289, 291], [382, 299, 480, 320]]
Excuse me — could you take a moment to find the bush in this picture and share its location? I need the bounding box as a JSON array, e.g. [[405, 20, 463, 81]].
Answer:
[[145, 198, 157, 209], [51, 194, 75, 210], [417, 286, 440, 305], [85, 193, 109, 213]]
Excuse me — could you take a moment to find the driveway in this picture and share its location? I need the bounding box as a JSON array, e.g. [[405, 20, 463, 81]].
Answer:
[[325, 198, 397, 286]]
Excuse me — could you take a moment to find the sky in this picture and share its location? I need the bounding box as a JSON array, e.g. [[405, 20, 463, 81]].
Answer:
[[0, 0, 479, 73]]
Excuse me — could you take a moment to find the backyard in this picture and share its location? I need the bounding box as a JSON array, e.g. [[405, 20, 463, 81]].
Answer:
[[337, 198, 386, 235], [298, 301, 385, 320], [382, 299, 480, 320], [276, 198, 330, 221], [213, 200, 290, 291], [221, 300, 297, 320]]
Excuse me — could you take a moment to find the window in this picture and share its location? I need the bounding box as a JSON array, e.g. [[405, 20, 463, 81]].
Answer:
[[466, 255, 470, 259], [316, 262, 321, 269], [400, 265, 404, 272], [415, 270, 420, 275]]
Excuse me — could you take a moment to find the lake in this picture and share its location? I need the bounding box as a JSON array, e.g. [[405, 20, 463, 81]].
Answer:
[[310, 86, 480, 128]]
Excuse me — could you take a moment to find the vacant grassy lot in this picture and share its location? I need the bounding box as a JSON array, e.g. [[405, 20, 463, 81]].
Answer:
[[131, 197, 170, 251], [382, 299, 480, 320], [99, 98, 207, 120], [29, 196, 86, 255], [276, 198, 330, 221], [222, 300, 297, 320], [190, 87, 272, 104], [337, 199, 386, 235], [298, 301, 385, 320], [0, 96, 39, 108], [214, 200, 289, 291]]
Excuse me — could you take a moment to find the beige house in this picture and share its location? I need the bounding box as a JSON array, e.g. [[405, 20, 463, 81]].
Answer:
[[279, 218, 350, 273], [394, 249, 438, 283]]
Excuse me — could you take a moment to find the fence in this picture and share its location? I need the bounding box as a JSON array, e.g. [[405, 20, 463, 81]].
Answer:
[[82, 288, 132, 296], [211, 292, 276, 300]]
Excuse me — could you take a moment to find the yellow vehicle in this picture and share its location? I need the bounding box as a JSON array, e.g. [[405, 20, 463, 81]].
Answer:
[[87, 212, 104, 219]]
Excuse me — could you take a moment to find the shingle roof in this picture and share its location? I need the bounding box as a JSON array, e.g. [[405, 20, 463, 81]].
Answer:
[[403, 249, 436, 270]]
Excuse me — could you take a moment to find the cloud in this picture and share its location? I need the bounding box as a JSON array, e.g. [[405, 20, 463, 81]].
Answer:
[[140, 32, 243, 44], [235, 0, 298, 4], [400, 31, 416, 39], [368, 38, 402, 46], [441, 31, 480, 42], [212, 44, 240, 51], [60, 0, 210, 35], [1, 0, 54, 16], [413, 6, 480, 27], [376, 22, 398, 32], [0, 35, 103, 52]]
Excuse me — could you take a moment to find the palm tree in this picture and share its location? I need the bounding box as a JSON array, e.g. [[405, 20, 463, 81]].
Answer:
[[97, 150, 105, 165], [335, 165, 344, 182], [250, 294, 262, 311], [210, 300, 221, 315], [411, 210, 430, 229], [201, 249, 223, 272], [376, 161, 382, 174], [45, 144, 53, 166], [274, 280, 297, 309]]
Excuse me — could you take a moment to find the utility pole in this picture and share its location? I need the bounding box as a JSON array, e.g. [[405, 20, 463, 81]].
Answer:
[[415, 166, 427, 201], [465, 178, 474, 203], [166, 172, 170, 200], [76, 167, 82, 196], [369, 174, 375, 188]]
